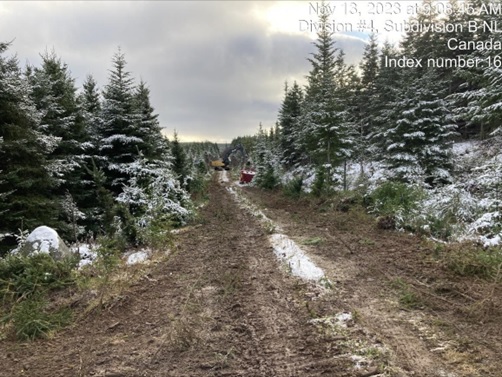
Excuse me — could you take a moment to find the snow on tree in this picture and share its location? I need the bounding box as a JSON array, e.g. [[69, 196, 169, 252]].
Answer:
[[0, 42, 61, 252], [383, 71, 457, 185], [278, 81, 303, 167], [298, 9, 356, 171], [367, 41, 405, 164], [116, 153, 192, 228], [357, 33, 379, 149], [26, 50, 94, 241], [99, 48, 144, 195], [253, 123, 281, 189], [449, 0, 502, 138], [132, 79, 168, 161], [79, 74, 102, 149], [27, 50, 88, 188], [170, 130, 189, 187]]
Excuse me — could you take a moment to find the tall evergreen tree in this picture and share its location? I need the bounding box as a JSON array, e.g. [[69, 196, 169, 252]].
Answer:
[[278, 81, 303, 167], [357, 33, 380, 145], [401, 0, 442, 78], [253, 123, 280, 189], [368, 41, 403, 160], [449, 0, 502, 138], [170, 130, 188, 187], [0, 42, 60, 252], [299, 9, 354, 168], [99, 48, 142, 195], [77, 74, 105, 235], [27, 50, 91, 240], [133, 80, 167, 160], [80, 74, 102, 145], [27, 50, 88, 188], [383, 71, 457, 185]]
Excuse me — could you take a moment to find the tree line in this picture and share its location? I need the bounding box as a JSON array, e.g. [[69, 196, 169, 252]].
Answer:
[[243, 0, 502, 189], [0, 44, 196, 254]]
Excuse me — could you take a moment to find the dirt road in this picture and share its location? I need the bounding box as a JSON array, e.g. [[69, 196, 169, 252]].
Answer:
[[1, 175, 500, 376]]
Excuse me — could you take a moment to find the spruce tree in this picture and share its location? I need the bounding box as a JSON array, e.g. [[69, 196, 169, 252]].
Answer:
[[28, 50, 88, 187], [0, 42, 60, 252], [299, 9, 351, 168], [80, 74, 102, 145], [133, 80, 167, 160], [357, 33, 379, 143], [449, 0, 502, 138], [77, 74, 105, 235], [368, 41, 404, 161], [27, 50, 91, 240], [278, 81, 303, 167], [253, 124, 279, 189], [170, 130, 188, 187], [100, 48, 142, 195], [383, 71, 457, 185]]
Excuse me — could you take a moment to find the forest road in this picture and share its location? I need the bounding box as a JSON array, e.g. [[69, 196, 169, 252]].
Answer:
[[0, 173, 500, 377]]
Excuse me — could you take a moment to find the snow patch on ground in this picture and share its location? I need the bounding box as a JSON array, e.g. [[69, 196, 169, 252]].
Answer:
[[226, 185, 327, 283], [219, 170, 229, 183], [73, 244, 98, 269], [269, 234, 325, 281], [309, 312, 353, 328], [126, 250, 150, 265], [226, 186, 282, 233]]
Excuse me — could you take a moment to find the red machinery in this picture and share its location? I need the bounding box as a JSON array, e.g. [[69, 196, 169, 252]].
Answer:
[[239, 169, 256, 184]]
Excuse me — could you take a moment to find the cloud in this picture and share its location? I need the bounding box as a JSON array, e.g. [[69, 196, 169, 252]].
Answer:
[[1, 1, 368, 143]]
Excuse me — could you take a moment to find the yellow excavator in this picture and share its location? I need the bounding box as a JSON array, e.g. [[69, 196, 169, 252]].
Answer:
[[211, 144, 247, 171]]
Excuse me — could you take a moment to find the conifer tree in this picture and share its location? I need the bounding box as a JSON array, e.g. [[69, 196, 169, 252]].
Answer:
[[27, 50, 91, 240], [400, 0, 442, 77], [28, 51, 88, 187], [357, 33, 379, 144], [383, 71, 457, 185], [253, 123, 279, 189], [278, 81, 303, 167], [170, 130, 189, 187], [100, 48, 142, 195], [449, 0, 502, 138], [133, 80, 167, 160], [77, 74, 105, 235], [0, 42, 60, 251], [299, 9, 352, 168], [368, 41, 403, 161], [80, 74, 102, 145]]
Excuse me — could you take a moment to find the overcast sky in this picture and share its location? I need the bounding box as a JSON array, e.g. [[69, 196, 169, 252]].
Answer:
[[0, 1, 414, 143]]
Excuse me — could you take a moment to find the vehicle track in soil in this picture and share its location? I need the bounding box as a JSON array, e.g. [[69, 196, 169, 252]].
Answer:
[[239, 183, 502, 377], [1, 176, 359, 377]]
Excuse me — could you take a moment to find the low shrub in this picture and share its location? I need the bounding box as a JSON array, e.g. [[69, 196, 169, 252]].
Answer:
[[312, 165, 327, 198], [0, 254, 77, 340], [283, 176, 304, 198], [0, 253, 77, 300], [446, 245, 502, 281], [367, 181, 424, 217], [9, 296, 72, 340], [256, 163, 280, 190]]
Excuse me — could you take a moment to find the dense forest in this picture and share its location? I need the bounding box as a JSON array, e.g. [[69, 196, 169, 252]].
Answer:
[[0, 43, 219, 255], [235, 0, 502, 247], [1, 0, 502, 255]]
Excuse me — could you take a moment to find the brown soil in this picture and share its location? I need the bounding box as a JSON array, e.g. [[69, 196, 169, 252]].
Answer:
[[239, 184, 502, 377], [0, 175, 500, 377]]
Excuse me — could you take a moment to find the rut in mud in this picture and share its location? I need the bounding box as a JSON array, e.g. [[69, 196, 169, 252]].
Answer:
[[1, 175, 500, 377]]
